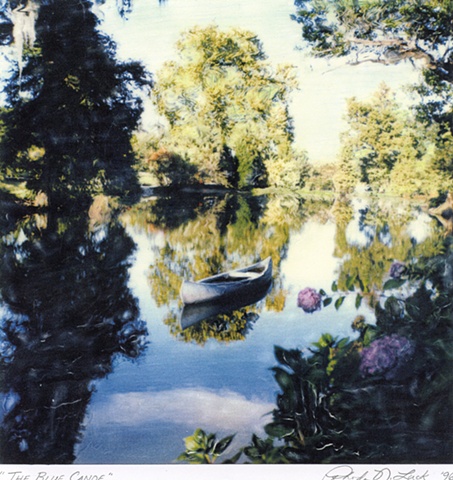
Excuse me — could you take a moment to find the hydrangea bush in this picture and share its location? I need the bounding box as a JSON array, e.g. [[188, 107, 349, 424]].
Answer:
[[178, 239, 453, 464]]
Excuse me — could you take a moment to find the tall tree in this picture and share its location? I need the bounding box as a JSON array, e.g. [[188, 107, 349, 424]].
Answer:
[[153, 26, 309, 189], [0, 0, 152, 210], [337, 84, 453, 195]]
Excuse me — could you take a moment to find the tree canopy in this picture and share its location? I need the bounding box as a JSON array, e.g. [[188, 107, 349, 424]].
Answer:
[[152, 25, 309, 189], [292, 0, 453, 135], [0, 0, 136, 46], [291, 0, 452, 82], [335, 83, 453, 195]]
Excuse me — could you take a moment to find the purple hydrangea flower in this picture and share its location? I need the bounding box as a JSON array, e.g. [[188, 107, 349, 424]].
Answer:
[[389, 261, 406, 279], [360, 334, 415, 380], [297, 287, 322, 313]]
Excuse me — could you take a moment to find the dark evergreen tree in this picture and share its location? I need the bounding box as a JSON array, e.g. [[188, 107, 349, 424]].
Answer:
[[1, 0, 152, 210]]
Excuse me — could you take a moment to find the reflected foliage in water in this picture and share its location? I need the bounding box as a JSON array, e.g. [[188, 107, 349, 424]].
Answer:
[[0, 189, 446, 464], [332, 198, 445, 302], [178, 236, 452, 464], [164, 308, 260, 345], [123, 191, 323, 342], [123, 193, 447, 349], [0, 0, 151, 461], [0, 207, 147, 463], [164, 194, 451, 464], [171, 282, 271, 345]]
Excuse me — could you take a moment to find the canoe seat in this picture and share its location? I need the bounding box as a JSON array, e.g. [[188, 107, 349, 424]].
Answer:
[[228, 271, 261, 279]]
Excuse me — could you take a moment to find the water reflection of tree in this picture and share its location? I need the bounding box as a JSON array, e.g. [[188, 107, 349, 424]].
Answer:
[[123, 192, 315, 313], [164, 308, 260, 345], [1, 0, 150, 210], [121, 192, 326, 343], [177, 217, 453, 464], [0, 209, 147, 463], [332, 199, 444, 297]]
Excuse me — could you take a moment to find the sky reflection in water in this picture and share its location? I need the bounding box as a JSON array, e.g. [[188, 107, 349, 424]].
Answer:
[[75, 194, 442, 464]]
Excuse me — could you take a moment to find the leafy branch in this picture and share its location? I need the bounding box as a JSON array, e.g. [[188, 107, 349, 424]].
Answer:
[[177, 428, 236, 464]]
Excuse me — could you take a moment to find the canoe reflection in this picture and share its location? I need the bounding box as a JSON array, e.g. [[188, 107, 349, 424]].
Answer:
[[180, 280, 272, 329]]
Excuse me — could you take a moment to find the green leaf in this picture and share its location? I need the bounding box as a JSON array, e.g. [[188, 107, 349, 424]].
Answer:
[[243, 446, 259, 458], [274, 346, 292, 368], [251, 433, 266, 449], [334, 296, 345, 310], [346, 274, 356, 291], [264, 422, 294, 438], [184, 429, 206, 451], [213, 435, 235, 456], [355, 294, 363, 309], [319, 289, 327, 296], [323, 297, 333, 307], [331, 281, 338, 292], [206, 433, 216, 452], [273, 367, 294, 391], [337, 337, 350, 349], [357, 276, 365, 291], [363, 326, 378, 346], [383, 278, 406, 290]]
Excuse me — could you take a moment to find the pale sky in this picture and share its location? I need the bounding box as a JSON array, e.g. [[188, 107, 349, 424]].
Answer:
[[97, 0, 422, 163]]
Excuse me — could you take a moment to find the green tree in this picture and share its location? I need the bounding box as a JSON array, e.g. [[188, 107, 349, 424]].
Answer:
[[342, 85, 406, 189], [291, 0, 452, 85], [153, 25, 309, 189], [337, 84, 453, 195], [292, 0, 453, 189]]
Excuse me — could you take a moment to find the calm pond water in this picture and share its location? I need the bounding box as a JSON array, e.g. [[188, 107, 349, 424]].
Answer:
[[0, 191, 445, 463]]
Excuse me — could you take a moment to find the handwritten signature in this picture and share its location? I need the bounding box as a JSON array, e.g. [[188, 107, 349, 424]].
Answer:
[[322, 465, 430, 480]]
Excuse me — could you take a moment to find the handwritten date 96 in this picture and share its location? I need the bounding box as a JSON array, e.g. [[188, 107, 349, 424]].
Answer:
[[442, 473, 453, 480]]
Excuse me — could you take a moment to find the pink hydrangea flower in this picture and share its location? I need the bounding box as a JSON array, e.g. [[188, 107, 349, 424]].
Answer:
[[389, 261, 406, 279], [360, 334, 415, 380], [297, 287, 322, 313]]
